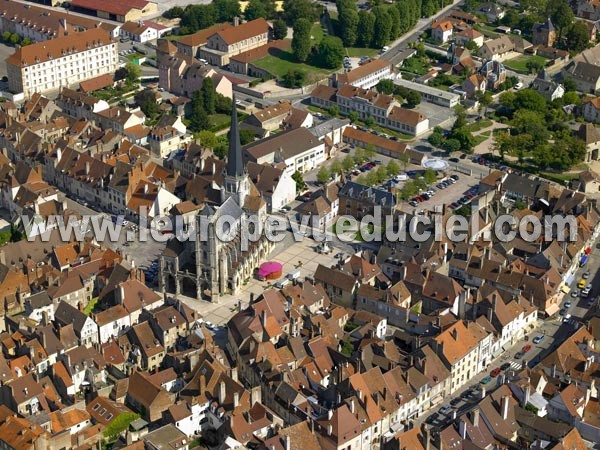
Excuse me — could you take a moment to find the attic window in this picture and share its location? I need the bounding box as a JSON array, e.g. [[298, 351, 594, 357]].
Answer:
[[92, 403, 100, 411], [99, 408, 106, 416]]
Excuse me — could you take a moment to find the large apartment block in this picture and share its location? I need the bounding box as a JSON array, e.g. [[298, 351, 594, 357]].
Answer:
[[6, 28, 118, 98]]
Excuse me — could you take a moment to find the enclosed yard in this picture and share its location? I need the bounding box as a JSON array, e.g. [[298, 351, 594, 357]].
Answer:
[[503, 55, 548, 73]]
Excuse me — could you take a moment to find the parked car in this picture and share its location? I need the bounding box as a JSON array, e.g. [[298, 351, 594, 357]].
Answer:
[[583, 271, 590, 279], [480, 376, 492, 384], [514, 351, 524, 359], [500, 362, 511, 371], [564, 301, 572, 308], [533, 334, 545, 344], [578, 279, 587, 289], [490, 367, 501, 377], [522, 344, 532, 353], [439, 405, 452, 415]]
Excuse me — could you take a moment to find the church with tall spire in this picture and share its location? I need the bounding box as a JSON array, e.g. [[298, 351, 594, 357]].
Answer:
[[159, 96, 272, 301]]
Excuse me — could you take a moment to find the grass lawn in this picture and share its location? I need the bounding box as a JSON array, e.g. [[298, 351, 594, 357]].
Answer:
[[480, 130, 492, 137], [310, 23, 325, 45], [84, 297, 99, 316], [400, 56, 431, 75], [345, 47, 379, 57], [504, 55, 548, 73], [125, 53, 144, 61], [253, 47, 333, 84], [465, 119, 493, 133], [540, 171, 579, 184], [473, 135, 489, 146]]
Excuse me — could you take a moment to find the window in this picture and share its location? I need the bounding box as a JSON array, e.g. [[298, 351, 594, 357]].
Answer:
[[92, 403, 100, 411], [106, 414, 113, 421], [99, 408, 106, 416]]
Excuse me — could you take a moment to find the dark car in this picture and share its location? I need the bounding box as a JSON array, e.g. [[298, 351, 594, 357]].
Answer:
[[480, 376, 492, 384], [451, 174, 459, 180], [490, 367, 501, 377], [500, 362, 511, 371], [449, 157, 459, 162], [514, 351, 524, 359], [460, 154, 467, 159]]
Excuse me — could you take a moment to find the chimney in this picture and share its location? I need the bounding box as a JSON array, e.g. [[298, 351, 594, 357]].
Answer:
[[284, 435, 291, 450], [218, 380, 226, 404], [459, 419, 467, 439], [551, 363, 557, 378], [400, 265, 407, 280], [85, 161, 90, 174], [501, 395, 509, 420], [350, 398, 355, 414], [523, 385, 530, 408], [472, 408, 480, 427], [327, 424, 332, 435], [233, 391, 239, 408], [356, 388, 362, 401], [480, 385, 486, 400], [327, 409, 333, 420], [451, 328, 458, 340], [425, 427, 431, 450], [261, 309, 267, 327], [230, 367, 238, 382], [234, 16, 240, 26]]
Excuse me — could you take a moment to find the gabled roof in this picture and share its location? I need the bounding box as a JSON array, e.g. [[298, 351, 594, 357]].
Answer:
[[210, 18, 270, 45]]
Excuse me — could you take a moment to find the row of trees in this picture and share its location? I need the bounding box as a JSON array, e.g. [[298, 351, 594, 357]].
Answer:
[[397, 169, 437, 200], [167, 0, 241, 34], [335, 0, 422, 49], [1, 31, 32, 46], [292, 20, 345, 68], [187, 77, 232, 132]]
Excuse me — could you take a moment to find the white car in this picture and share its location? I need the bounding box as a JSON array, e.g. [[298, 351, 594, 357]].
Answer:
[[382, 46, 390, 52], [514, 82, 524, 90]]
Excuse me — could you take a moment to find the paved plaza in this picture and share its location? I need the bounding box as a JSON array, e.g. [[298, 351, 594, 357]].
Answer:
[[173, 232, 339, 325]]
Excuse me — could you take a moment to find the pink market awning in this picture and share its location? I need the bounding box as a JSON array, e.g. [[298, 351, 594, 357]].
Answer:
[[258, 262, 283, 279]]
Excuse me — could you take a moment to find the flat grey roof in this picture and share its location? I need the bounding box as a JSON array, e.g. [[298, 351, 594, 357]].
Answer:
[[393, 78, 461, 102]]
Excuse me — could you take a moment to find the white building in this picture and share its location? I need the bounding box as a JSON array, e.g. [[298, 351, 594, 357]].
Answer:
[[330, 58, 395, 89], [6, 29, 118, 99], [94, 305, 131, 344], [120, 20, 169, 43], [244, 128, 326, 175]]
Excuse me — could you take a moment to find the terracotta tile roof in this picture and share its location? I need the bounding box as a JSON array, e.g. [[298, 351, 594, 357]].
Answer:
[[457, 28, 483, 38], [336, 58, 392, 85], [213, 18, 269, 45], [230, 39, 289, 63], [49, 409, 90, 434], [583, 96, 600, 109], [71, 0, 151, 17], [94, 304, 128, 326], [0, 415, 48, 448], [80, 73, 114, 93], [178, 23, 232, 48], [343, 127, 407, 155], [388, 106, 427, 127], [86, 396, 132, 425], [434, 320, 480, 365], [6, 28, 112, 68], [431, 19, 453, 31]]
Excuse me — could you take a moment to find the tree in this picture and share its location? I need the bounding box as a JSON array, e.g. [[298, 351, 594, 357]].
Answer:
[[375, 165, 388, 183], [2, 31, 10, 42], [398, 153, 410, 170], [189, 91, 210, 132], [317, 166, 331, 184], [372, 7, 392, 48], [282, 70, 306, 88], [125, 62, 141, 84], [428, 131, 444, 147], [476, 91, 493, 116], [273, 19, 288, 40], [526, 58, 545, 74], [164, 6, 183, 18], [444, 138, 461, 152], [245, 0, 267, 20], [364, 117, 375, 127], [329, 105, 340, 116], [565, 21, 590, 53], [424, 168, 437, 184], [514, 89, 547, 112], [364, 144, 376, 159], [547, 0, 573, 41], [141, 100, 159, 119], [317, 36, 345, 69], [563, 77, 577, 92], [330, 159, 343, 175], [239, 129, 255, 145], [356, 10, 376, 47], [20, 37, 32, 46], [343, 156, 355, 171], [214, 0, 240, 22], [405, 90, 422, 107], [283, 0, 318, 23], [201, 77, 216, 114], [103, 413, 140, 440], [9, 33, 19, 45], [386, 159, 400, 176], [353, 148, 367, 164], [292, 171, 305, 192], [387, 6, 401, 39], [337, 0, 359, 47], [348, 111, 359, 123], [292, 19, 312, 63], [376, 79, 395, 94], [453, 105, 468, 129], [452, 128, 475, 153], [196, 130, 217, 148]]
